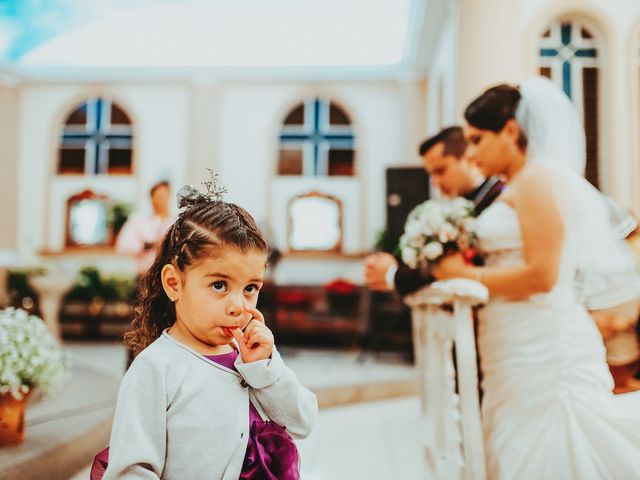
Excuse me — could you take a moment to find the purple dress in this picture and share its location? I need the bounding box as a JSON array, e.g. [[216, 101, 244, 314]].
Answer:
[[206, 350, 301, 480]]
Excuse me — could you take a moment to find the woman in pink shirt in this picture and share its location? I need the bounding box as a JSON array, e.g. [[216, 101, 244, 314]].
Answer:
[[116, 181, 176, 275]]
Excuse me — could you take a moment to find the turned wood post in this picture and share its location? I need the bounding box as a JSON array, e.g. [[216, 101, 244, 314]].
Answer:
[[405, 279, 488, 480]]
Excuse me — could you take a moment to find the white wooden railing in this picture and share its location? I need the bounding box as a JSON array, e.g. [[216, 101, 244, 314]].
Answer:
[[405, 279, 489, 480]]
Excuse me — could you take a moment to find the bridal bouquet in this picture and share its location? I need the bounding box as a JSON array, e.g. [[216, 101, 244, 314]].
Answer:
[[399, 198, 478, 271]]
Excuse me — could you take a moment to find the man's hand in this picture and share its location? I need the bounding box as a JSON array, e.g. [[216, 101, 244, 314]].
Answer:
[[364, 252, 398, 292]]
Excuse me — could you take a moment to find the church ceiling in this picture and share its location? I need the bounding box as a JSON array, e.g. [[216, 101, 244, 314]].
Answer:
[[0, 0, 415, 69]]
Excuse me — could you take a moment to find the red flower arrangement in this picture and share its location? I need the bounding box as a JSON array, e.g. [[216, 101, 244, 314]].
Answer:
[[276, 291, 313, 308], [325, 279, 359, 315], [324, 278, 358, 295]]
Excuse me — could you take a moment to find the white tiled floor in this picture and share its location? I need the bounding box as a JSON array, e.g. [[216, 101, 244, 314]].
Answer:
[[64, 342, 417, 391], [70, 396, 425, 480], [279, 346, 417, 390], [298, 396, 425, 480], [66, 341, 128, 381], [65, 342, 424, 480], [70, 395, 425, 480]]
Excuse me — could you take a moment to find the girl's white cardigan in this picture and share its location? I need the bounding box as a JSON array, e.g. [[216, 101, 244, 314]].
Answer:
[[104, 331, 318, 479]]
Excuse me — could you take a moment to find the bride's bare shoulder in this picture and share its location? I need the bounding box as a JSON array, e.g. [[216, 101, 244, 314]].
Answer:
[[509, 164, 556, 205], [515, 163, 555, 183]]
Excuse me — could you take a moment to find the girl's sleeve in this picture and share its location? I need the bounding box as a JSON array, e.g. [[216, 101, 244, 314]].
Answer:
[[103, 354, 167, 479], [235, 347, 318, 439]]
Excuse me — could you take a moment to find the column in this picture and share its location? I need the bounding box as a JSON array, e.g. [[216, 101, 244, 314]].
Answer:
[[456, 0, 524, 115], [0, 82, 19, 253], [605, 29, 634, 206], [187, 78, 221, 186], [28, 272, 76, 339]]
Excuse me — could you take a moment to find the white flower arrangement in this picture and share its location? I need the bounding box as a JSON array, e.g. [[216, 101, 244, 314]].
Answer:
[[399, 197, 478, 270], [0, 308, 71, 400]]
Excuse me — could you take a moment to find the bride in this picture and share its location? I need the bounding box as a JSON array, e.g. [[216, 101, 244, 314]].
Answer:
[[433, 77, 640, 479]]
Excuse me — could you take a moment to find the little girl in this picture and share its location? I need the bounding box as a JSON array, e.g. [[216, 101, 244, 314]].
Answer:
[[101, 181, 317, 479]]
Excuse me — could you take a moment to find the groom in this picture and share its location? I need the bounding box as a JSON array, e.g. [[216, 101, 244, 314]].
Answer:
[[365, 126, 504, 296]]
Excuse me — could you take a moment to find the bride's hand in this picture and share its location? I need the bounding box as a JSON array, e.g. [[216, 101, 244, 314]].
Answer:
[[432, 253, 470, 280]]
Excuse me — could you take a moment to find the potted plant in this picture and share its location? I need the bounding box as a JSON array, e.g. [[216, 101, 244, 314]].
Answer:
[[373, 228, 400, 255], [0, 308, 71, 445], [8, 268, 46, 314], [106, 201, 132, 240], [325, 278, 360, 315], [65, 267, 135, 310]]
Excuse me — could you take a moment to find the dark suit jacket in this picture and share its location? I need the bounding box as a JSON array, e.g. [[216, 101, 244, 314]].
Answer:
[[394, 177, 505, 296]]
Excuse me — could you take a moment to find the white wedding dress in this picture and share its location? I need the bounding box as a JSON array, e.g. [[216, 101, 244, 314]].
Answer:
[[475, 200, 640, 480]]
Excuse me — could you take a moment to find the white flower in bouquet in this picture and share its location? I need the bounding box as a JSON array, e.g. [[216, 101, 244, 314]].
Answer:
[[405, 220, 426, 240], [460, 217, 477, 234], [422, 242, 444, 261], [438, 222, 459, 244], [399, 198, 477, 270], [401, 246, 419, 269], [0, 308, 71, 400], [424, 214, 446, 235], [449, 197, 474, 219]]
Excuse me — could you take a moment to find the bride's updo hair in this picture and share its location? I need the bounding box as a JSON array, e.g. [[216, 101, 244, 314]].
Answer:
[[464, 84, 527, 151]]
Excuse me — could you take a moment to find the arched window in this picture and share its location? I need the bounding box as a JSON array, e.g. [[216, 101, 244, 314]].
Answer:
[[65, 190, 110, 247], [58, 97, 133, 175], [538, 19, 600, 187], [288, 192, 343, 252], [278, 98, 355, 177]]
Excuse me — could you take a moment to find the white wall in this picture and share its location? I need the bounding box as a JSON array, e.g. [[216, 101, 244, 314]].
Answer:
[[273, 255, 365, 286], [426, 5, 458, 134], [187, 81, 221, 186], [456, 0, 524, 114], [214, 81, 419, 254], [10, 75, 423, 283], [16, 82, 190, 260], [516, 0, 640, 212]]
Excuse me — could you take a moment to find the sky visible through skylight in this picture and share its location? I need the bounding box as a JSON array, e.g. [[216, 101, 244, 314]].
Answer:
[[0, 0, 412, 68]]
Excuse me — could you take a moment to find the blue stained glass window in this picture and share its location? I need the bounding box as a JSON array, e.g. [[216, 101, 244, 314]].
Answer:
[[58, 98, 134, 175], [278, 98, 355, 177], [539, 19, 600, 188]]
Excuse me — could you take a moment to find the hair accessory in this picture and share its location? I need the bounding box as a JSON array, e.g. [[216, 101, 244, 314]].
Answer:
[[176, 169, 228, 209], [201, 168, 227, 201]]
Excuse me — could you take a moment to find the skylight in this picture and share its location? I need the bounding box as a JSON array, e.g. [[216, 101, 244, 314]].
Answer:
[[4, 0, 412, 68]]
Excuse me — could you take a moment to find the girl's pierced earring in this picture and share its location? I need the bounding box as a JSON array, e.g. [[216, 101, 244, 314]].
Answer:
[[169, 297, 176, 302]]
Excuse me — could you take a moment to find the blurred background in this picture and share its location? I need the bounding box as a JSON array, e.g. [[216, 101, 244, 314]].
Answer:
[[1, 0, 640, 478]]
